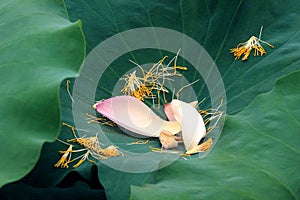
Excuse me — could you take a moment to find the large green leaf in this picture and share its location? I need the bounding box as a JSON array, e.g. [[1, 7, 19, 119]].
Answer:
[[131, 70, 300, 199], [0, 0, 85, 187], [61, 0, 300, 199], [0, 79, 107, 199], [65, 0, 300, 114]]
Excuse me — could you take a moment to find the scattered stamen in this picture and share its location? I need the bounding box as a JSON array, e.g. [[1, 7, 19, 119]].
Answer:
[[176, 79, 200, 99], [127, 140, 149, 145], [121, 49, 188, 105], [100, 146, 124, 157], [199, 97, 224, 136], [149, 146, 183, 154], [66, 80, 75, 104], [72, 151, 96, 168], [230, 26, 274, 61], [185, 138, 213, 155], [54, 122, 123, 168], [86, 113, 116, 127], [54, 145, 73, 168]]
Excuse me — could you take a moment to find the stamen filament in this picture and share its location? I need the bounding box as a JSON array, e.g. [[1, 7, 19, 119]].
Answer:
[[230, 27, 274, 61]]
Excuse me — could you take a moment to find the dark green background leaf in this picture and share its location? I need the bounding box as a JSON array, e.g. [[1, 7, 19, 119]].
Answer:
[[0, 0, 84, 187], [0, 79, 107, 199], [0, 181, 105, 200], [131, 70, 300, 199]]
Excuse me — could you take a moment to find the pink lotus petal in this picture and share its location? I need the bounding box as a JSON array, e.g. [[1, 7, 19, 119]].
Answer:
[[94, 96, 175, 137], [168, 99, 206, 151], [163, 103, 176, 121]]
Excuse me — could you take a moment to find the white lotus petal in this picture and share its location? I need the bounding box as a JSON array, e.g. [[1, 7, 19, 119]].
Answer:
[[168, 99, 206, 151], [94, 96, 180, 137]]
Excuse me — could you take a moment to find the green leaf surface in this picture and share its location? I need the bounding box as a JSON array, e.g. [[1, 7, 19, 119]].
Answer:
[[65, 0, 300, 114], [0, 0, 85, 187], [61, 0, 300, 199], [0, 79, 107, 199], [131, 70, 300, 199]]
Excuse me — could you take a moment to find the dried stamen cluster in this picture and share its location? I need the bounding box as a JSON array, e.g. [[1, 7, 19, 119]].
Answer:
[[121, 50, 187, 103], [86, 113, 116, 127], [230, 27, 274, 61], [127, 140, 149, 145], [54, 123, 123, 168]]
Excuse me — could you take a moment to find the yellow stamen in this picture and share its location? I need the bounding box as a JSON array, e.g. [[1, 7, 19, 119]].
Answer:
[[55, 122, 123, 169], [185, 138, 213, 155], [100, 146, 124, 157], [176, 79, 200, 99], [121, 50, 188, 106], [230, 27, 274, 61], [54, 145, 73, 168], [149, 146, 163, 153], [62, 122, 77, 138], [66, 80, 75, 103], [73, 158, 85, 168], [174, 66, 187, 71], [199, 97, 224, 136], [160, 56, 168, 64], [149, 146, 183, 154], [127, 140, 149, 145], [73, 151, 96, 168], [86, 113, 116, 127]]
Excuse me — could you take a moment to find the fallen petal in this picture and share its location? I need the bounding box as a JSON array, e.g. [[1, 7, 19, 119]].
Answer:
[[164, 100, 198, 121], [164, 103, 176, 121], [94, 96, 180, 138], [167, 99, 206, 151]]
